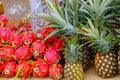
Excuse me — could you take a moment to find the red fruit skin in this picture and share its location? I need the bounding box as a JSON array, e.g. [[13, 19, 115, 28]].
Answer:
[[1, 61, 17, 77], [41, 28, 55, 39], [49, 64, 63, 79], [3, 46, 15, 61], [15, 46, 31, 61], [0, 29, 13, 44], [22, 31, 36, 46], [0, 48, 4, 59], [44, 48, 61, 64], [0, 16, 8, 27], [17, 27, 32, 34], [51, 38, 64, 51], [0, 43, 3, 48], [9, 35, 22, 48], [40, 28, 57, 44], [32, 59, 49, 77], [5, 22, 16, 32], [32, 40, 46, 57], [0, 16, 8, 23], [17, 61, 31, 78], [0, 58, 3, 73]]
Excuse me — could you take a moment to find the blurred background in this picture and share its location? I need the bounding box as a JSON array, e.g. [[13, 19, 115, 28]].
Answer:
[[1, 0, 30, 21]]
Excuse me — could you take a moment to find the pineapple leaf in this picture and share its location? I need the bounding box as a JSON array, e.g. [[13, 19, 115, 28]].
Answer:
[[37, 0, 81, 36], [115, 29, 120, 45], [79, 0, 116, 27], [80, 19, 115, 54], [64, 35, 84, 62]]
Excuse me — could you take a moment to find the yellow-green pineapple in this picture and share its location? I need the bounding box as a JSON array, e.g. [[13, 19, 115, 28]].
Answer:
[[79, 0, 119, 78], [80, 19, 118, 78], [64, 36, 83, 80]]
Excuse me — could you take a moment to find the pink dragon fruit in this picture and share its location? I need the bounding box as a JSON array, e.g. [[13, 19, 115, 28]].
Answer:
[[17, 60, 32, 78], [32, 59, 49, 77], [1, 61, 17, 77], [40, 27, 57, 44], [0, 48, 4, 59], [51, 38, 64, 51], [22, 31, 36, 46], [49, 64, 63, 79], [0, 58, 3, 73], [44, 47, 61, 64], [14, 46, 31, 61], [32, 40, 47, 57], [0, 28, 13, 44], [3, 46, 15, 61], [9, 34, 22, 48], [0, 16, 8, 27]]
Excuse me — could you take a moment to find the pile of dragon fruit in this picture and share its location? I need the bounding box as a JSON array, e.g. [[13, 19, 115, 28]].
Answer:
[[0, 16, 64, 79]]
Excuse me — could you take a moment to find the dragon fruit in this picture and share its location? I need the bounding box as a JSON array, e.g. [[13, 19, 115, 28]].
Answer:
[[14, 46, 31, 61], [49, 64, 63, 79], [22, 31, 36, 46], [44, 47, 61, 64], [40, 27, 57, 44], [0, 28, 13, 44], [32, 59, 49, 77], [51, 38, 64, 51], [32, 40, 47, 57], [9, 34, 22, 48], [1, 61, 17, 77], [3, 46, 15, 61], [17, 61, 32, 78], [0, 48, 4, 59], [0, 57, 3, 74], [0, 16, 8, 27]]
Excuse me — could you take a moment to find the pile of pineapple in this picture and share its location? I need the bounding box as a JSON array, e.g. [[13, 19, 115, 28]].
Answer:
[[37, 0, 120, 79]]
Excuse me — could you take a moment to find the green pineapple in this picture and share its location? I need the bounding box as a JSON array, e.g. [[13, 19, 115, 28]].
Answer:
[[80, 19, 118, 78], [64, 35, 83, 80]]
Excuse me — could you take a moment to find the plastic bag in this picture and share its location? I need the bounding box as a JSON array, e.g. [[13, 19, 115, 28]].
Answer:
[[2, 0, 30, 21], [29, 0, 47, 32]]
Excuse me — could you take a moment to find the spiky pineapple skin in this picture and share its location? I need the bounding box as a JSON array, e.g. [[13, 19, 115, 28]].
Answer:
[[95, 52, 118, 78], [118, 49, 120, 73], [111, 23, 120, 35], [79, 45, 93, 71], [64, 62, 83, 80]]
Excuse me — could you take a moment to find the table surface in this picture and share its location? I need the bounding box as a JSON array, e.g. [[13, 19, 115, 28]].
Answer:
[[0, 66, 119, 80]]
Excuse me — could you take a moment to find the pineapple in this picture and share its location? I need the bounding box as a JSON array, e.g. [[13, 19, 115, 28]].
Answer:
[[79, 44, 93, 71], [80, 19, 118, 78], [116, 29, 120, 74], [64, 35, 83, 80], [79, 0, 119, 78], [37, 0, 92, 71], [118, 48, 120, 74]]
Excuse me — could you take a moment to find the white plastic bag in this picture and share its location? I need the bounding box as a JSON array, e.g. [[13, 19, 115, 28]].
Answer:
[[29, 0, 47, 32]]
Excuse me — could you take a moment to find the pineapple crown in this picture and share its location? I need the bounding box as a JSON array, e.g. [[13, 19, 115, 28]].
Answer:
[[64, 35, 83, 63], [79, 0, 119, 28], [115, 29, 120, 45], [80, 19, 115, 54]]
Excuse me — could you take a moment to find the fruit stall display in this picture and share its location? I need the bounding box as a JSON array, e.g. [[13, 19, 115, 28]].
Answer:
[[0, 0, 120, 80]]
